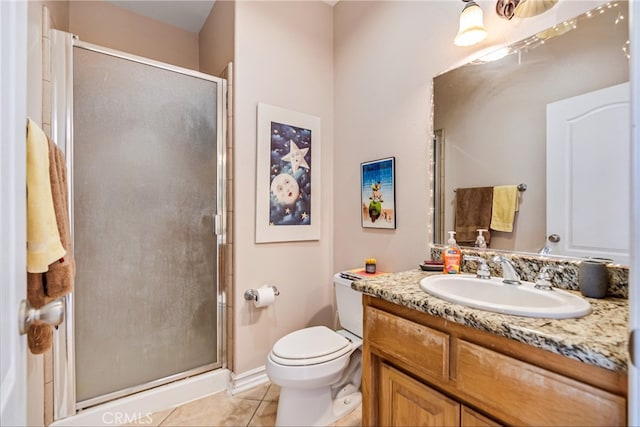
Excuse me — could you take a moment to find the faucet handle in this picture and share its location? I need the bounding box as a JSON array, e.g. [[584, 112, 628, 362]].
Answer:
[[463, 255, 491, 279], [535, 266, 564, 290]]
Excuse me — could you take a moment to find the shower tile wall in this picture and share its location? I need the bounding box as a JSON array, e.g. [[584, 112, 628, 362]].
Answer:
[[42, 7, 54, 426], [222, 63, 234, 372]]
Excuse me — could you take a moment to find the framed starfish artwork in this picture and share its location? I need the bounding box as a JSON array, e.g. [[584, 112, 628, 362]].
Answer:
[[256, 103, 321, 243], [361, 157, 396, 229]]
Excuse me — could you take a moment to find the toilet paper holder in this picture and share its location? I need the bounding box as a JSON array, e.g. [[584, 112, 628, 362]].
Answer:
[[244, 286, 280, 301]]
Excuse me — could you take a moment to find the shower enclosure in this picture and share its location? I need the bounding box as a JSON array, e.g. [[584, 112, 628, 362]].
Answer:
[[50, 30, 226, 417]]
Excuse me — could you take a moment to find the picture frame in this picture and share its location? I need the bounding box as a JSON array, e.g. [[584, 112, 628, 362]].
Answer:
[[255, 103, 321, 243], [361, 157, 396, 229]]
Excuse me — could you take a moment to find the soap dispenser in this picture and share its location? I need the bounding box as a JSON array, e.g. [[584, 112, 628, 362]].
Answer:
[[475, 229, 488, 249], [442, 231, 462, 274]]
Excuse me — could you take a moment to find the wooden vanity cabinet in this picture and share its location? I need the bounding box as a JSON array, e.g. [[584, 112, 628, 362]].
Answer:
[[362, 296, 627, 426]]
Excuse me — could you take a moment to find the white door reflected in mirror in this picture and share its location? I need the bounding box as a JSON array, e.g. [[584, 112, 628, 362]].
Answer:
[[546, 82, 630, 265]]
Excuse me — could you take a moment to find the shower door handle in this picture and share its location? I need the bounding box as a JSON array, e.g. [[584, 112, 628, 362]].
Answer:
[[214, 214, 222, 235], [18, 298, 64, 335]]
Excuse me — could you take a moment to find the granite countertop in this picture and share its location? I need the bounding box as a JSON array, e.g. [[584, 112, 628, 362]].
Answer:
[[351, 269, 629, 373]]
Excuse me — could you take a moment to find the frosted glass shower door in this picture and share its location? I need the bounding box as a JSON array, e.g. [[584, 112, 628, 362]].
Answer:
[[72, 46, 221, 404]]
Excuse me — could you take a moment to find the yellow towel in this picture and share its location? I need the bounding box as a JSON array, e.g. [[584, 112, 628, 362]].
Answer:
[[26, 119, 66, 273], [490, 185, 520, 232]]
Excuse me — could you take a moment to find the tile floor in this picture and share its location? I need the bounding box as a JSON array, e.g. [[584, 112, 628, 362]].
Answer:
[[126, 382, 361, 427]]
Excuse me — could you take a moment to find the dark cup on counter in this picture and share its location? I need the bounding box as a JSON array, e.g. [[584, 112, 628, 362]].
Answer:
[[578, 260, 609, 299]]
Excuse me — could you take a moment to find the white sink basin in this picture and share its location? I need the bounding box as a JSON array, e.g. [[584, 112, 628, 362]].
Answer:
[[419, 275, 592, 319]]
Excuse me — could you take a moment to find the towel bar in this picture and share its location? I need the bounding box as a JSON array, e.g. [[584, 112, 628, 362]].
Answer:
[[454, 183, 527, 192]]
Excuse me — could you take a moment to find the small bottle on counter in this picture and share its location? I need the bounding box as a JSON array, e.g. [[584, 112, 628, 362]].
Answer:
[[365, 258, 377, 274], [442, 231, 462, 274]]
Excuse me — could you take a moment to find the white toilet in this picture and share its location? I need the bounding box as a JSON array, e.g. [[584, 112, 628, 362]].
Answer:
[[266, 273, 363, 426]]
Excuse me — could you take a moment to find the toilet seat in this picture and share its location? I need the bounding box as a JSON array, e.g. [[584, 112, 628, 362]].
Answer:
[[270, 326, 354, 366]]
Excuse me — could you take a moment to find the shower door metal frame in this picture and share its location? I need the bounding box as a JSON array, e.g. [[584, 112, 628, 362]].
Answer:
[[50, 30, 227, 419]]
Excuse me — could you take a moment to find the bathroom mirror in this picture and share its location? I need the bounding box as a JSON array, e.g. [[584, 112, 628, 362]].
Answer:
[[433, 1, 630, 263]]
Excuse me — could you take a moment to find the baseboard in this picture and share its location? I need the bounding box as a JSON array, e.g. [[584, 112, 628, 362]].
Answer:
[[51, 369, 230, 426], [228, 365, 270, 395]]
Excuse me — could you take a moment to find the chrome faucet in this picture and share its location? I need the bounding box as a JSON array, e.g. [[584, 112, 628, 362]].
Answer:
[[492, 255, 521, 285], [463, 255, 491, 279]]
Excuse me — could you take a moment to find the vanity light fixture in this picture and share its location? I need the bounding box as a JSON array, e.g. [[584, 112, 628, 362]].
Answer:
[[454, 0, 488, 47], [513, 0, 558, 18], [496, 0, 520, 20]]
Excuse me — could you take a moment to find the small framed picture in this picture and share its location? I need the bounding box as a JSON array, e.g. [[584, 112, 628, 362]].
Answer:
[[361, 157, 396, 229]]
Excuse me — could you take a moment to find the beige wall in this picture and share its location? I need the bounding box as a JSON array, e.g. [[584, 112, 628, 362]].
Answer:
[[68, 1, 199, 70], [199, 0, 234, 77], [44, 1, 69, 32], [332, 0, 606, 274], [233, 1, 334, 374]]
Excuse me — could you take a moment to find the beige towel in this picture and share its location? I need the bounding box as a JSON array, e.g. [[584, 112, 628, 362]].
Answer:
[[454, 187, 493, 245], [26, 119, 65, 273], [490, 185, 520, 232]]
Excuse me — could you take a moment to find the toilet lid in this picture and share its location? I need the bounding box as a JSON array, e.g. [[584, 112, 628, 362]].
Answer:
[[272, 326, 350, 360]]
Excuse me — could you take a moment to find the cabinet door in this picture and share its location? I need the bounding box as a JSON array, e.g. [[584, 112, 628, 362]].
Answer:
[[461, 406, 501, 427], [380, 363, 460, 426]]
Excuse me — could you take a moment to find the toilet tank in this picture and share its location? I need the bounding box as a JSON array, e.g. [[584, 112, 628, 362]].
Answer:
[[333, 274, 363, 338]]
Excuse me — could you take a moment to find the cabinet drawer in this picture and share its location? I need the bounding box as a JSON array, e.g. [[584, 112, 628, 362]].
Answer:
[[456, 340, 626, 426], [366, 306, 449, 381]]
